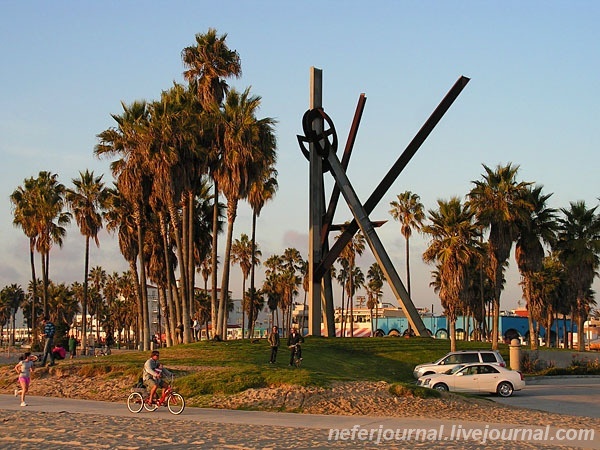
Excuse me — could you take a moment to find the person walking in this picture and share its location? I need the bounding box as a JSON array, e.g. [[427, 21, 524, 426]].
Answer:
[[41, 316, 56, 367], [68, 334, 77, 359], [14, 352, 35, 406], [287, 327, 304, 366], [267, 326, 280, 364]]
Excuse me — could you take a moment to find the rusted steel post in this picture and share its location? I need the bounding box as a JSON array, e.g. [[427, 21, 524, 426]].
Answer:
[[308, 67, 324, 336]]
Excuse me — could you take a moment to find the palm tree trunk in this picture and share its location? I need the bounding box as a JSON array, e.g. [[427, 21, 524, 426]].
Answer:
[[527, 311, 538, 350], [449, 318, 457, 352], [168, 265, 180, 344], [491, 293, 500, 350], [187, 193, 195, 341], [218, 202, 238, 339], [168, 200, 190, 344], [210, 183, 219, 339], [29, 242, 38, 346], [136, 220, 150, 351], [159, 213, 175, 347], [405, 236, 411, 298], [41, 251, 48, 317], [577, 304, 585, 351], [248, 210, 257, 339], [82, 236, 91, 351], [241, 278, 246, 339]]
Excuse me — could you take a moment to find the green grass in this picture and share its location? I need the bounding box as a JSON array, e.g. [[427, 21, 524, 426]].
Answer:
[[88, 337, 508, 399], [1, 337, 510, 407]]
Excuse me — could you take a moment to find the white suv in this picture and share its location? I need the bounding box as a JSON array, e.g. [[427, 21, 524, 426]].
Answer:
[[413, 350, 506, 379]]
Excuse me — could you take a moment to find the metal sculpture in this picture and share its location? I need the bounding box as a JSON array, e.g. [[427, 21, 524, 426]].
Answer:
[[298, 68, 469, 336]]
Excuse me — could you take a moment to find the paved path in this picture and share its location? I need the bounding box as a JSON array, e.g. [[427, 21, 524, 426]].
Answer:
[[0, 394, 598, 449], [494, 377, 600, 418]]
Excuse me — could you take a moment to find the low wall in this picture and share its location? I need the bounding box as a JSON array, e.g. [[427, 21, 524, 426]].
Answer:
[[523, 348, 599, 369]]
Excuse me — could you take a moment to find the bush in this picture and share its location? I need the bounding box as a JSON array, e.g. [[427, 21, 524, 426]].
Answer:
[[389, 383, 442, 399]]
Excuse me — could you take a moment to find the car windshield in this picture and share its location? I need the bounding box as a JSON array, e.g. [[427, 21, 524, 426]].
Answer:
[[447, 364, 465, 375]]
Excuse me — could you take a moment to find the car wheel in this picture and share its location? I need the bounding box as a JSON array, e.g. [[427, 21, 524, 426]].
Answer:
[[497, 381, 514, 397], [433, 383, 448, 392]]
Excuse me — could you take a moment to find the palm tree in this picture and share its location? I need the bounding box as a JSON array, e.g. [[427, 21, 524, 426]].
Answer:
[[10, 178, 41, 342], [337, 228, 365, 337], [514, 185, 557, 349], [423, 197, 482, 351], [181, 29, 242, 341], [96, 100, 153, 350], [389, 191, 425, 299], [0, 284, 24, 346], [231, 233, 261, 338], [467, 163, 531, 349], [366, 263, 385, 335], [555, 201, 600, 351], [13, 172, 71, 319], [279, 248, 304, 333], [66, 170, 108, 350], [182, 28, 242, 110], [214, 88, 276, 338], [247, 164, 278, 338]]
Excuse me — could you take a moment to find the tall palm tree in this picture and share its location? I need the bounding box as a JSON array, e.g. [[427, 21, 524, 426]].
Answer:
[[10, 178, 41, 342], [214, 88, 276, 338], [66, 170, 108, 350], [389, 191, 425, 299], [96, 101, 153, 350], [555, 201, 600, 351], [514, 185, 557, 349], [423, 197, 482, 351], [32, 172, 72, 317], [181, 29, 242, 341], [467, 163, 531, 349], [247, 164, 278, 338]]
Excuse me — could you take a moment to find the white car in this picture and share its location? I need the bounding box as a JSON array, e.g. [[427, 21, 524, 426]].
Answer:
[[417, 363, 525, 397], [413, 350, 506, 379]]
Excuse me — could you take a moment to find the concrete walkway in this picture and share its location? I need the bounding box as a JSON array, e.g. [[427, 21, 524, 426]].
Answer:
[[0, 394, 598, 449]]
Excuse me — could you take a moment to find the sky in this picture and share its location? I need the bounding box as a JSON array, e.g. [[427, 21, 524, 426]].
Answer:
[[1, 1, 599, 316]]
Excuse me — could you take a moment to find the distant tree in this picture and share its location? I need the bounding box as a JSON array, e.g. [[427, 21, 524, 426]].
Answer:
[[389, 191, 425, 299]]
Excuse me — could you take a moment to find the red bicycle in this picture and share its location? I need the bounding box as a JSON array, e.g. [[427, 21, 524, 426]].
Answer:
[[127, 374, 185, 415]]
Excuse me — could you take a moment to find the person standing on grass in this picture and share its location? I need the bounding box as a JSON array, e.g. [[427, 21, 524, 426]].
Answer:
[[14, 352, 35, 406], [68, 334, 77, 359], [41, 316, 56, 366], [268, 326, 280, 364]]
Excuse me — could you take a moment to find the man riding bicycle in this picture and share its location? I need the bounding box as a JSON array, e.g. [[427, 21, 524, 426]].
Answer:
[[287, 327, 304, 366], [143, 350, 172, 404]]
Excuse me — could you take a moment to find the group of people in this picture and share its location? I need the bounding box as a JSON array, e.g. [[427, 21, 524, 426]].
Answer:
[[268, 326, 304, 366], [14, 316, 76, 407], [15, 317, 306, 408]]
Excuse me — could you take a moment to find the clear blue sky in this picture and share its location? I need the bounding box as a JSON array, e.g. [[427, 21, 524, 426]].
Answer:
[[1, 1, 599, 314]]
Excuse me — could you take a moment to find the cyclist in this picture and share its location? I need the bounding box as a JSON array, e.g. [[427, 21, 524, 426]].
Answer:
[[143, 350, 171, 404], [287, 327, 304, 366]]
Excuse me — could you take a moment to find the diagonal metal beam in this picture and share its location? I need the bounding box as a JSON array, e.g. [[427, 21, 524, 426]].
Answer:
[[321, 94, 367, 246], [325, 148, 428, 336], [316, 75, 470, 279]]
